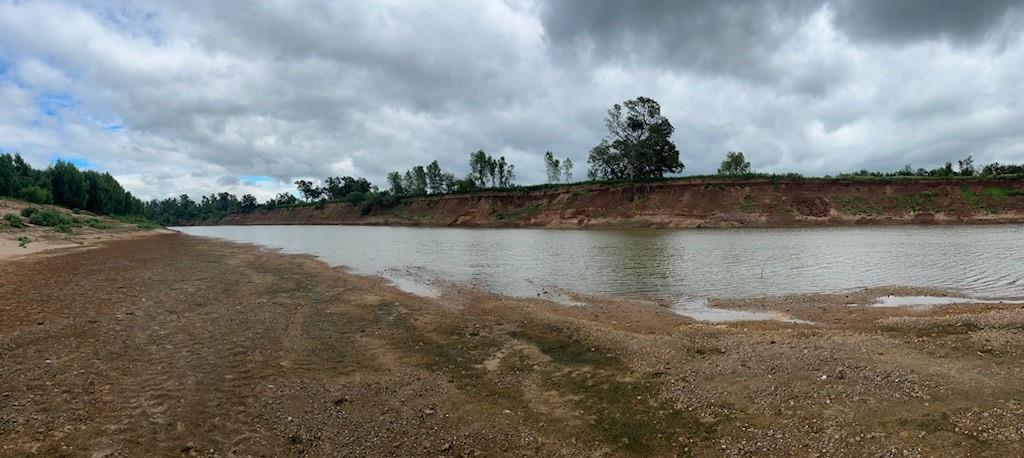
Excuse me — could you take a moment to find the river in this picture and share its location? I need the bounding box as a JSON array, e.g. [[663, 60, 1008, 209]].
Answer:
[[174, 224, 1024, 320]]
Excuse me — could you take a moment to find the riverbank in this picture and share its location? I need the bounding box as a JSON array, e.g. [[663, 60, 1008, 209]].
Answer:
[[4, 233, 1024, 455], [210, 177, 1024, 229], [0, 199, 168, 260]]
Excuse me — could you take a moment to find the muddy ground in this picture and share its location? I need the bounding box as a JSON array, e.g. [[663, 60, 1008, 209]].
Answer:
[[3, 233, 1024, 457]]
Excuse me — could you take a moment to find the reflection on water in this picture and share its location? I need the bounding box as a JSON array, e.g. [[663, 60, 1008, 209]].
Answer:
[[174, 224, 1024, 315]]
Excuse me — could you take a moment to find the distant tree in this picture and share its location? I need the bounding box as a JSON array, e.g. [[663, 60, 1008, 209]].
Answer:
[[544, 151, 561, 183], [469, 150, 491, 187], [495, 156, 515, 188], [451, 176, 478, 193], [269, 192, 298, 207], [562, 158, 573, 182], [933, 162, 955, 177], [958, 155, 975, 176], [50, 160, 88, 209], [387, 171, 406, 196], [323, 176, 375, 200], [294, 179, 323, 201], [425, 160, 447, 194], [587, 97, 683, 180], [240, 194, 258, 212], [403, 166, 427, 196], [717, 151, 752, 175], [467, 150, 515, 188]]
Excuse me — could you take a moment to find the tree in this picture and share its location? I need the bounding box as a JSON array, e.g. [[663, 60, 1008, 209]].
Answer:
[[495, 156, 515, 188], [50, 160, 88, 209], [387, 171, 406, 196], [562, 158, 573, 182], [469, 150, 491, 187], [958, 155, 975, 176], [544, 151, 561, 183], [403, 166, 427, 196], [425, 160, 447, 194], [294, 180, 323, 201], [717, 151, 752, 175], [587, 96, 684, 180], [240, 194, 258, 212]]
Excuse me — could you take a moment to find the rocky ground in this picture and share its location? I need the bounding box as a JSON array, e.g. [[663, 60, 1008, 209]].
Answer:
[[3, 233, 1024, 456]]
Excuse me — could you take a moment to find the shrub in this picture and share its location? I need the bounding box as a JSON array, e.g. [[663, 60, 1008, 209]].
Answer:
[[27, 209, 76, 227], [17, 185, 53, 204], [20, 207, 38, 218], [86, 217, 111, 229], [17, 236, 30, 248], [3, 213, 24, 228]]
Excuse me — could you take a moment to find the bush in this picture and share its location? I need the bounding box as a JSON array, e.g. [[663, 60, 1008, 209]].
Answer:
[[27, 209, 76, 227], [86, 217, 111, 229], [18, 185, 53, 204], [3, 213, 24, 228], [20, 207, 38, 218]]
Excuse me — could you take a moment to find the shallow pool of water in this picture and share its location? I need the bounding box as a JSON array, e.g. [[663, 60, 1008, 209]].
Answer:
[[174, 224, 1024, 318]]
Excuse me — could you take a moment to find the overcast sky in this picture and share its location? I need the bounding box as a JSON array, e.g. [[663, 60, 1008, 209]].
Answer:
[[1, 0, 1023, 200]]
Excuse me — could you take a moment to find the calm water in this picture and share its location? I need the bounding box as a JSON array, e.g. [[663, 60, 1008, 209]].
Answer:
[[174, 224, 1024, 313]]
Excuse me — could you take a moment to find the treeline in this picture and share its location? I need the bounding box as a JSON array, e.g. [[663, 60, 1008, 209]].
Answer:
[[836, 155, 1024, 178], [142, 95, 1024, 225], [387, 150, 516, 197], [0, 153, 144, 215], [144, 178, 389, 225]]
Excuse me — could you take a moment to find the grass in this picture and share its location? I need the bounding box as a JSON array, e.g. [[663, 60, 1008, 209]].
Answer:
[[17, 236, 30, 248]]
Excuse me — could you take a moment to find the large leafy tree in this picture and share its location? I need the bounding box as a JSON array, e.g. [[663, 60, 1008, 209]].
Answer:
[[587, 97, 683, 180], [717, 151, 752, 175]]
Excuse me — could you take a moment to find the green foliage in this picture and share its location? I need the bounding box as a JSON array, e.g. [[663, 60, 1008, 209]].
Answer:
[[718, 151, 752, 175], [113, 214, 160, 230], [27, 209, 77, 227], [3, 213, 24, 228], [587, 97, 684, 180], [20, 207, 38, 218], [86, 217, 111, 229], [17, 236, 30, 248], [0, 153, 143, 215]]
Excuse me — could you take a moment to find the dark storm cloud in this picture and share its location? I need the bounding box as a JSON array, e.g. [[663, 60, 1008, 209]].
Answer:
[[831, 0, 1021, 44], [541, 0, 824, 82]]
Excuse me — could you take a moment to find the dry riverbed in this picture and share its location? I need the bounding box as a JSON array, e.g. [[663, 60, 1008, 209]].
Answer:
[[3, 233, 1024, 456]]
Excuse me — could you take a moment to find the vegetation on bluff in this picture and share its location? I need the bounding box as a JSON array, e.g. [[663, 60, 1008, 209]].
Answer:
[[0, 153, 145, 216], [141, 96, 1024, 226]]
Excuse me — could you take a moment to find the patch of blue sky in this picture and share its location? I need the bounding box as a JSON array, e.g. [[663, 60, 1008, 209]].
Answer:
[[241, 175, 273, 185], [35, 92, 74, 116], [50, 156, 93, 169], [89, 2, 165, 44]]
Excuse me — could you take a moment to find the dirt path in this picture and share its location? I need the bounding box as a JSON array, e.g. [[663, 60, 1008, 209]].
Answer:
[[3, 233, 1024, 456]]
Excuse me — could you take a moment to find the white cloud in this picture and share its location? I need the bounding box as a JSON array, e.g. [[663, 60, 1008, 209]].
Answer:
[[0, 0, 1021, 200]]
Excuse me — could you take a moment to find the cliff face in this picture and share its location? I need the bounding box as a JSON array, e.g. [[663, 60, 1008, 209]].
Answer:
[[216, 178, 1024, 228]]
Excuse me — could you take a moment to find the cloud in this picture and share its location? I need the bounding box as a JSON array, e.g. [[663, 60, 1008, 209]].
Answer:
[[830, 0, 1021, 45], [0, 0, 1021, 201]]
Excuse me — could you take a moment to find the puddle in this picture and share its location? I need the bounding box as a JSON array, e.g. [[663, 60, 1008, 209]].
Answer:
[[869, 295, 1024, 308], [671, 298, 810, 323]]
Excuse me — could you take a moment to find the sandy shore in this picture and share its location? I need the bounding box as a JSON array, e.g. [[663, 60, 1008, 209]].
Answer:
[[3, 233, 1024, 456]]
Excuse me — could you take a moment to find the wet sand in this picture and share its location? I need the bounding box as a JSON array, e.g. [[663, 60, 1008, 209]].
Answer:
[[3, 233, 1024, 456]]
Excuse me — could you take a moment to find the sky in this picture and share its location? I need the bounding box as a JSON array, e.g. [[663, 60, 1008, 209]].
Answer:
[[1, 0, 1023, 201]]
